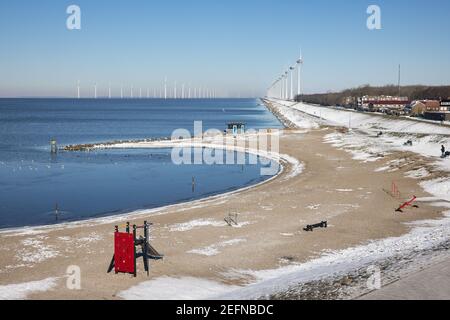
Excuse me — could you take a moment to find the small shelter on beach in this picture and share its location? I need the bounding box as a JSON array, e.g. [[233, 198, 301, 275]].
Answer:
[[227, 122, 246, 135]]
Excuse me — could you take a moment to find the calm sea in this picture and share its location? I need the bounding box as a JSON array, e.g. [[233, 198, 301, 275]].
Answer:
[[0, 98, 282, 229]]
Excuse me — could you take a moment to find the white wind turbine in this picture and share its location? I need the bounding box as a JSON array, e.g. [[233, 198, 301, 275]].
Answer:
[[284, 71, 289, 100], [77, 80, 80, 99], [164, 77, 167, 99], [94, 83, 97, 99], [290, 66, 295, 100], [296, 50, 304, 100], [174, 82, 177, 99], [280, 75, 284, 99]]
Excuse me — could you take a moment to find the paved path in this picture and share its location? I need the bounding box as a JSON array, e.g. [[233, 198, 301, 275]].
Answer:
[[360, 258, 450, 300]]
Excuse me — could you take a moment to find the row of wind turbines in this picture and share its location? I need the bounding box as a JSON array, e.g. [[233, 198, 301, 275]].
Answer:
[[76, 78, 218, 99], [267, 51, 304, 101]]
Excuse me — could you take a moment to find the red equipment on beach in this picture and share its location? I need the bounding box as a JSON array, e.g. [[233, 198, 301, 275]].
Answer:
[[391, 181, 401, 199], [396, 196, 418, 213], [107, 221, 163, 277], [114, 232, 135, 274]]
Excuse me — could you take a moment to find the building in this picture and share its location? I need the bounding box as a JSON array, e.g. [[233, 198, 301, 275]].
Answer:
[[410, 100, 440, 116], [440, 99, 450, 111], [227, 122, 246, 135], [410, 101, 426, 116], [357, 95, 410, 113], [423, 100, 450, 121], [342, 96, 357, 108]]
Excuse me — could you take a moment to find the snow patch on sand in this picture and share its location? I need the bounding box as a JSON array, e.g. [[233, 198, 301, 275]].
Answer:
[[0, 277, 59, 300], [336, 189, 353, 192], [78, 233, 103, 243], [188, 239, 247, 256], [169, 219, 227, 232], [16, 237, 59, 264], [406, 168, 431, 179], [118, 276, 239, 300], [281, 154, 304, 180], [421, 178, 450, 202]]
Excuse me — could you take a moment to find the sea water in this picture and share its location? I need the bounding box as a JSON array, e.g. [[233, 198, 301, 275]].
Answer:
[[0, 98, 282, 228]]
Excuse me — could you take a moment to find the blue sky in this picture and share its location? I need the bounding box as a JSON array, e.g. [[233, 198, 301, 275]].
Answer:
[[0, 0, 449, 97]]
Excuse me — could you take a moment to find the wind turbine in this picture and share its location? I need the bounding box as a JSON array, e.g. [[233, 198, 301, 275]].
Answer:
[[164, 77, 167, 99], [290, 66, 295, 100], [77, 80, 80, 99], [284, 71, 289, 100], [120, 86, 123, 99], [182, 83, 185, 99], [108, 82, 111, 99], [94, 83, 97, 99], [131, 85, 134, 98], [174, 82, 177, 99], [296, 50, 304, 99]]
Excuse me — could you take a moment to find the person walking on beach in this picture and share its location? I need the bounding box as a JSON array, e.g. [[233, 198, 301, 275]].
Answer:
[[442, 145, 446, 157]]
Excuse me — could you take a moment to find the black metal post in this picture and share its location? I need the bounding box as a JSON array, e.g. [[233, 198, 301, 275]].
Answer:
[[133, 225, 137, 277], [143, 221, 149, 276]]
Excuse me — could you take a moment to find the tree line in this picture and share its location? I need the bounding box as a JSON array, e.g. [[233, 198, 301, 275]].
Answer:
[[296, 85, 450, 106]]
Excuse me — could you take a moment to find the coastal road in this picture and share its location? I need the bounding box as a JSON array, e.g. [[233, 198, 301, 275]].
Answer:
[[360, 257, 450, 300]]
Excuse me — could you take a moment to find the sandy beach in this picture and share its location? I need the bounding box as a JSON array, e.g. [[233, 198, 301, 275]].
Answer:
[[0, 99, 449, 300]]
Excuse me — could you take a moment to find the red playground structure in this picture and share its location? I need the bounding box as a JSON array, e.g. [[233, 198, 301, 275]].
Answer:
[[107, 221, 163, 277], [396, 196, 418, 213]]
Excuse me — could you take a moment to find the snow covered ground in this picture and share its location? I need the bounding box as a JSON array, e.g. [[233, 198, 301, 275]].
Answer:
[[289, 101, 450, 135], [271, 99, 450, 172], [0, 277, 59, 300], [118, 205, 450, 300], [118, 277, 240, 300], [117, 99, 450, 300]]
